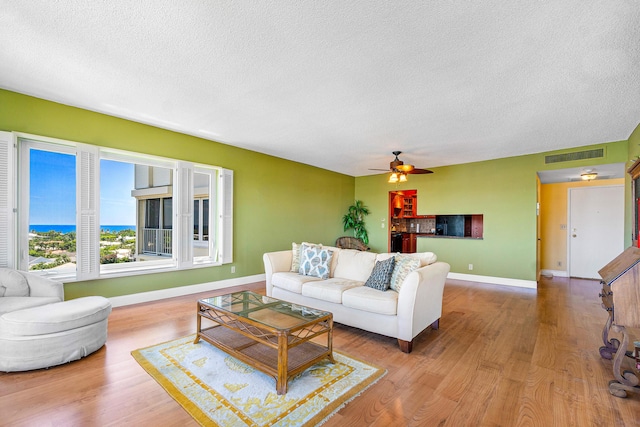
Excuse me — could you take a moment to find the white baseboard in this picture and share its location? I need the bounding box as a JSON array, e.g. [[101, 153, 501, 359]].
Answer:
[[108, 274, 266, 307], [448, 272, 537, 289], [109, 271, 537, 307], [540, 269, 568, 278]]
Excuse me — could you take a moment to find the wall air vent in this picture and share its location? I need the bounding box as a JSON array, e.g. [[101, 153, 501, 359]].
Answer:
[[545, 148, 604, 164]]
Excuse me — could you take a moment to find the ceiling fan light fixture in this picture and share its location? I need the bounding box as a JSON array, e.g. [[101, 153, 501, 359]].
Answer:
[[373, 151, 434, 180]]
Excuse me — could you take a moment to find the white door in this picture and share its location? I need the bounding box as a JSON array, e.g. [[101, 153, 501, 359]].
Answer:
[[568, 185, 624, 279]]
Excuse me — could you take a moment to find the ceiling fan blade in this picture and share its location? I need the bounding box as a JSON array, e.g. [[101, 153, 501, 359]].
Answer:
[[396, 164, 415, 172], [369, 151, 435, 176], [407, 168, 433, 174]]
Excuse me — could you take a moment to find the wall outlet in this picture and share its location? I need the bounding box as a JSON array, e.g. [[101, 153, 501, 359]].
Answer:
[[468, 264, 473, 271], [557, 261, 562, 267], [231, 266, 236, 273]]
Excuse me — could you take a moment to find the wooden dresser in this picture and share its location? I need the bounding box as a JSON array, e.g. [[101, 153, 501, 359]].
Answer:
[[598, 246, 640, 397]]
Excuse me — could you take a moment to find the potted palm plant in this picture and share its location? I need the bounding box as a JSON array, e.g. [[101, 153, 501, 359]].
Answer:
[[342, 200, 370, 245]]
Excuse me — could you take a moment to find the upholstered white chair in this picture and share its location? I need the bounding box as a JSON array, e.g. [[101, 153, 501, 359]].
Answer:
[[0, 268, 112, 372], [0, 268, 64, 315]]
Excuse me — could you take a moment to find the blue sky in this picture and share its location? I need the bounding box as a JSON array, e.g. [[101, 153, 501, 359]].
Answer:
[[30, 149, 136, 225]]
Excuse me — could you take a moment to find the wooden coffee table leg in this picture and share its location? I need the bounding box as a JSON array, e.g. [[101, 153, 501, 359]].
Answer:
[[194, 303, 202, 344], [328, 317, 335, 363], [277, 332, 288, 395]]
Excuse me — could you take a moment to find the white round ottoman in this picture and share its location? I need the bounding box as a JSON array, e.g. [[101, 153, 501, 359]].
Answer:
[[0, 296, 112, 372]]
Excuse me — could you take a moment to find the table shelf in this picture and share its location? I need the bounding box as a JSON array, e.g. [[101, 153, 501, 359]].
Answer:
[[195, 291, 333, 395]]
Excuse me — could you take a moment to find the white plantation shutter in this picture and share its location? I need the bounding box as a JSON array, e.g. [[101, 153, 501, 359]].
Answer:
[[193, 167, 216, 264], [5, 133, 233, 279], [176, 162, 193, 268], [76, 144, 100, 280], [0, 132, 14, 268], [220, 168, 233, 264]]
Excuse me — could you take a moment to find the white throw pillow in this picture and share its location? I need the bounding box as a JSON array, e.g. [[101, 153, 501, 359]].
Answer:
[[409, 252, 437, 266], [0, 269, 29, 297], [390, 255, 421, 292]]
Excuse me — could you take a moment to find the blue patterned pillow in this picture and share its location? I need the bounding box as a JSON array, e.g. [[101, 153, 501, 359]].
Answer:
[[299, 246, 334, 279], [364, 257, 396, 291], [291, 242, 321, 272]]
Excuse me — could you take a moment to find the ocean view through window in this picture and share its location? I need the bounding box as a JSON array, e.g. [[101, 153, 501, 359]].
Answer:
[[29, 225, 136, 234], [4, 132, 234, 281]]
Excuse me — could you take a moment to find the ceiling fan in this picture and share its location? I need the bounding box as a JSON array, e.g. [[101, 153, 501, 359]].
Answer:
[[370, 151, 433, 183]]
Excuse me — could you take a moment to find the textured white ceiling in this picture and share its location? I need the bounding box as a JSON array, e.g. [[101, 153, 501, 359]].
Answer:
[[1, 1, 639, 177]]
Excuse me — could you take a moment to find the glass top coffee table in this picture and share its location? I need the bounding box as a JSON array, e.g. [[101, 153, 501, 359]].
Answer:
[[194, 291, 334, 395]]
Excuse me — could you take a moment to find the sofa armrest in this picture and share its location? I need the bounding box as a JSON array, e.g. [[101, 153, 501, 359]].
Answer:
[[396, 261, 450, 341], [21, 272, 64, 301], [263, 251, 293, 296]]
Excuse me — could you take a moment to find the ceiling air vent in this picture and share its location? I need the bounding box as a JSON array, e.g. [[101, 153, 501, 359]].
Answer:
[[545, 148, 604, 164]]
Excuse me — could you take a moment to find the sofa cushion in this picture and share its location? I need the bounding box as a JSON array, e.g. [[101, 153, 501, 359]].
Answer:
[[375, 253, 395, 263], [333, 249, 377, 282], [291, 242, 321, 272], [321, 246, 341, 277], [376, 252, 437, 267], [0, 296, 112, 337], [390, 255, 421, 292], [299, 246, 334, 279], [342, 286, 398, 315], [0, 269, 29, 297], [272, 272, 322, 294], [0, 297, 61, 316], [364, 257, 396, 291], [301, 278, 363, 304], [410, 252, 438, 266]]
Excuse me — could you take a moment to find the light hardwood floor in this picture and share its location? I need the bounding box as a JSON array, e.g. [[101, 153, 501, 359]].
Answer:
[[1, 276, 639, 426]]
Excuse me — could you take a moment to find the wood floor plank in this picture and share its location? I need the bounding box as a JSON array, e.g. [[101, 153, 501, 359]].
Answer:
[[2, 277, 640, 426]]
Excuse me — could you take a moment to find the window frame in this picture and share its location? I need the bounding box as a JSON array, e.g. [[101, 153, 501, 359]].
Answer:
[[0, 131, 233, 281], [192, 167, 218, 266], [193, 197, 210, 243]]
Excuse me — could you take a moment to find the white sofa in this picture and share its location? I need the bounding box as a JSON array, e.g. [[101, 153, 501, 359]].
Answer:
[[263, 246, 450, 353], [0, 269, 112, 372]]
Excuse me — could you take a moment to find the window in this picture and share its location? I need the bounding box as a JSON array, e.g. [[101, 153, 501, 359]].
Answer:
[[193, 171, 211, 246], [28, 148, 77, 275], [0, 131, 233, 281], [146, 199, 161, 230], [194, 199, 209, 241], [191, 170, 217, 264]]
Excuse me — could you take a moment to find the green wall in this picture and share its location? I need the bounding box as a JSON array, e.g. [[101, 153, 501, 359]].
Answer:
[[626, 122, 640, 246], [0, 89, 355, 299], [628, 123, 640, 160], [356, 140, 630, 281], [1, 88, 636, 293]]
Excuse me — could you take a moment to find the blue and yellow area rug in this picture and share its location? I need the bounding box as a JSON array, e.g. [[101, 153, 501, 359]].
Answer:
[[132, 335, 386, 426]]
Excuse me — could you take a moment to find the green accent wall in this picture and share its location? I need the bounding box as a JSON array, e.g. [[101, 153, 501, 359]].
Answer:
[[356, 141, 630, 281], [628, 123, 640, 160], [1, 89, 636, 293], [0, 89, 355, 299], [626, 122, 640, 246]]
